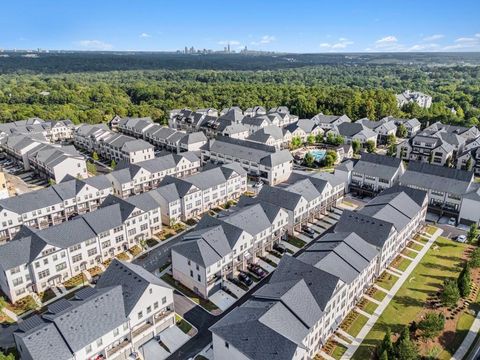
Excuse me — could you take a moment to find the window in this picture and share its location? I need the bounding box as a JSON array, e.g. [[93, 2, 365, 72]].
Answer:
[[10, 266, 20, 275], [12, 277, 23, 286], [86, 344, 92, 354], [87, 248, 97, 257], [72, 254, 82, 263], [154, 301, 159, 309], [147, 306, 152, 314], [138, 311, 143, 319], [101, 240, 111, 249], [96, 338, 103, 347], [197, 274, 201, 282], [69, 244, 81, 252], [140, 223, 148, 231], [128, 229, 136, 236], [225, 341, 229, 349], [162, 296, 167, 305], [190, 270, 193, 277], [38, 269, 50, 279], [115, 235, 124, 243], [85, 238, 96, 246], [55, 262, 67, 272]]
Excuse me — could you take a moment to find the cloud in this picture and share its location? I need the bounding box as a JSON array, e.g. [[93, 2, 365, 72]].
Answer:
[[375, 36, 398, 44], [423, 34, 444, 41], [218, 40, 240, 46], [320, 38, 354, 50], [77, 40, 112, 50], [139, 33, 151, 38], [442, 33, 480, 50], [251, 35, 276, 46], [407, 43, 440, 51]]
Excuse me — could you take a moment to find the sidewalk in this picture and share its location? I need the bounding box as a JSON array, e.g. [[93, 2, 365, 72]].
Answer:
[[341, 228, 443, 359], [451, 311, 480, 360]]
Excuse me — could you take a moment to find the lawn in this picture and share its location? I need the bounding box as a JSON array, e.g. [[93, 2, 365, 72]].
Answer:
[[341, 310, 369, 337], [175, 314, 193, 334], [352, 236, 469, 360], [146, 238, 158, 248], [369, 288, 387, 302], [426, 225, 438, 236], [63, 273, 87, 290], [331, 343, 348, 359], [401, 248, 418, 259], [375, 271, 399, 291], [128, 245, 143, 257], [161, 274, 219, 313], [408, 241, 424, 252], [358, 298, 378, 315], [286, 235, 307, 248], [392, 256, 412, 272], [8, 295, 38, 315], [38, 288, 56, 303], [414, 234, 429, 244], [115, 252, 130, 261]]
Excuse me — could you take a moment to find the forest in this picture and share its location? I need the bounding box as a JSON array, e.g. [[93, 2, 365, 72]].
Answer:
[[0, 52, 479, 126]]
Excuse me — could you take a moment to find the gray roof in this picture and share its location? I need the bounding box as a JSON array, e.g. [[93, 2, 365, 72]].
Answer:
[[121, 139, 153, 152], [256, 185, 303, 211], [352, 153, 403, 180], [400, 161, 474, 195], [179, 131, 207, 145], [0, 187, 62, 214]]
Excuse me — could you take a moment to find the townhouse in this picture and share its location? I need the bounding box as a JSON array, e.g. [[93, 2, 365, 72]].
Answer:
[[347, 153, 405, 195], [0, 193, 162, 302], [0, 118, 75, 143], [247, 125, 292, 149], [399, 160, 475, 219], [0, 175, 112, 242], [357, 118, 397, 144], [141, 124, 207, 152], [74, 125, 154, 164], [210, 185, 427, 360], [117, 117, 155, 138], [154, 163, 247, 225], [106, 152, 200, 198], [201, 136, 293, 185], [171, 200, 289, 298], [384, 116, 421, 137], [457, 136, 480, 175], [285, 119, 323, 143], [328, 122, 377, 147], [311, 113, 351, 131], [14, 259, 174, 360], [396, 90, 432, 108], [397, 133, 455, 166]]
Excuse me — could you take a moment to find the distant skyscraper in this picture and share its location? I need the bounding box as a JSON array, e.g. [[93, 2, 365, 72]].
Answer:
[[227, 43, 231, 53], [184, 46, 188, 54]]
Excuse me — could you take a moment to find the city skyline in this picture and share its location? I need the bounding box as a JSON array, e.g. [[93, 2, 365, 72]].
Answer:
[[1, 0, 480, 53]]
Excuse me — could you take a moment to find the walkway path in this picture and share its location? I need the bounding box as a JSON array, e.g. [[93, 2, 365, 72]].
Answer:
[[452, 311, 480, 360], [341, 228, 443, 359], [1, 307, 18, 322]]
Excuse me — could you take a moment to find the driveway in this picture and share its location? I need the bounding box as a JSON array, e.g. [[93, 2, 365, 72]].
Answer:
[[209, 290, 236, 311]]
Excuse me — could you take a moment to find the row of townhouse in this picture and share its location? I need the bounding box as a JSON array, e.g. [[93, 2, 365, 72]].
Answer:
[[0, 175, 113, 243], [357, 117, 397, 144], [1, 134, 87, 182], [14, 259, 175, 360], [397, 121, 480, 167], [106, 151, 200, 198], [336, 153, 406, 196], [210, 185, 428, 360], [0, 118, 75, 143], [398, 160, 480, 224], [327, 122, 378, 147], [0, 192, 163, 303], [0, 153, 200, 243], [200, 136, 293, 185], [168, 106, 299, 134], [153, 163, 248, 225], [74, 124, 154, 164], [170, 170, 345, 299]]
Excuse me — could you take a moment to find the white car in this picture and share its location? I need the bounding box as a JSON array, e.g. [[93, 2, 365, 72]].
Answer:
[[456, 235, 467, 243], [448, 217, 456, 226]]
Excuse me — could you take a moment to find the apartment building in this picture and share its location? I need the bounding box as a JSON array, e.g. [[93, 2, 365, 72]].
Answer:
[[201, 136, 293, 185], [0, 118, 75, 143], [457, 137, 480, 175], [397, 134, 455, 166], [14, 260, 174, 360], [171, 201, 289, 299], [154, 163, 247, 225], [385, 117, 421, 137], [247, 125, 292, 149], [399, 161, 475, 218], [0, 193, 162, 302], [0, 175, 112, 242], [285, 119, 323, 143], [141, 124, 207, 152], [357, 118, 397, 144], [117, 117, 155, 138], [106, 152, 200, 198], [348, 153, 405, 195], [396, 90, 432, 109], [328, 122, 377, 147], [311, 114, 351, 130], [74, 125, 154, 164], [210, 186, 427, 360]]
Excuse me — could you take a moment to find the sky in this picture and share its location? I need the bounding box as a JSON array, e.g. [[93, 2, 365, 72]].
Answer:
[[1, 0, 480, 53]]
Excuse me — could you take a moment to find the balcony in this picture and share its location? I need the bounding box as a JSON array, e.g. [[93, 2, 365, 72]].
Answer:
[[106, 339, 130, 358], [131, 321, 153, 339], [155, 309, 173, 323]]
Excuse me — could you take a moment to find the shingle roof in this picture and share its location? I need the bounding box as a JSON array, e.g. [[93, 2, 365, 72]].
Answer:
[[353, 153, 403, 180]]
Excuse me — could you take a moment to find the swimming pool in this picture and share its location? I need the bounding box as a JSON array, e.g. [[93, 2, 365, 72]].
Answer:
[[309, 149, 327, 162]]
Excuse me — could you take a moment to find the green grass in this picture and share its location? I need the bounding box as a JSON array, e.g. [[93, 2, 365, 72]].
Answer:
[[146, 238, 158, 247], [375, 272, 399, 291], [393, 257, 412, 272], [401, 248, 418, 259], [352, 236, 469, 360], [161, 274, 219, 312], [359, 298, 378, 315], [414, 234, 429, 244], [175, 314, 193, 334], [38, 288, 56, 303], [286, 235, 306, 248], [426, 225, 438, 235], [342, 200, 356, 207], [8, 295, 38, 315], [63, 273, 87, 290], [331, 343, 348, 359], [408, 241, 424, 251], [345, 311, 369, 337], [370, 288, 387, 302]]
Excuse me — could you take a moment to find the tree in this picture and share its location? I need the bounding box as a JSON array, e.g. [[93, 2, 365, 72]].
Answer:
[[470, 248, 480, 267], [417, 312, 445, 340], [352, 139, 361, 154], [365, 140, 376, 153], [290, 136, 302, 150], [315, 133, 324, 144], [397, 124, 408, 138], [0, 352, 15, 360], [323, 150, 338, 167], [458, 264, 471, 298], [0, 296, 7, 312], [467, 223, 479, 243], [466, 157, 473, 171], [386, 134, 397, 147], [428, 152, 434, 164], [92, 151, 99, 161], [326, 132, 344, 146], [387, 143, 397, 156], [394, 326, 418, 360], [378, 327, 394, 359], [304, 152, 315, 167], [48, 178, 56, 186], [86, 161, 97, 175], [306, 134, 315, 146], [110, 159, 117, 169], [441, 278, 460, 307]]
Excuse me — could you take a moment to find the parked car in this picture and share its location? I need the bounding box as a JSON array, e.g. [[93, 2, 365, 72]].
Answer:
[[273, 243, 286, 254], [448, 217, 457, 226], [253, 181, 263, 189], [248, 263, 266, 278], [456, 234, 467, 243], [302, 225, 315, 238], [238, 271, 253, 286]]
